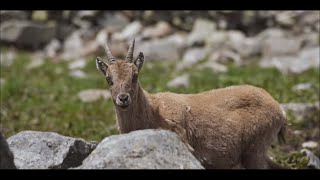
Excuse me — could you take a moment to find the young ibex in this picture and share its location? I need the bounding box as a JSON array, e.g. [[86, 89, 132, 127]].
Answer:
[[96, 39, 287, 169]]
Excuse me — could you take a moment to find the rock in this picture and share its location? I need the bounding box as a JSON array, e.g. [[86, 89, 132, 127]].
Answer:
[[0, 20, 56, 49], [262, 37, 302, 57], [26, 53, 45, 70], [227, 30, 246, 45], [275, 11, 295, 26], [302, 141, 318, 149], [259, 47, 320, 74], [78, 89, 111, 103], [296, 47, 320, 73], [44, 39, 61, 59], [292, 83, 313, 91], [0, 131, 16, 169], [76, 11, 99, 20], [280, 101, 320, 123], [259, 56, 296, 74], [301, 32, 320, 48], [80, 40, 102, 59], [95, 29, 108, 47], [68, 58, 86, 70], [32, 11, 48, 22], [301, 149, 320, 169], [0, 50, 16, 67], [293, 130, 303, 136], [7, 131, 97, 169], [228, 35, 261, 58], [0, 11, 28, 21], [167, 74, 190, 88], [61, 30, 84, 60], [187, 19, 216, 46], [0, 78, 5, 87], [299, 11, 320, 28], [55, 23, 75, 41], [97, 12, 129, 33], [69, 69, 87, 79], [71, 11, 99, 29], [257, 28, 286, 40], [72, 18, 91, 30], [142, 21, 172, 39], [208, 50, 242, 65], [206, 31, 229, 50], [134, 33, 187, 61], [113, 21, 142, 41], [77, 129, 204, 169], [177, 48, 210, 70], [109, 41, 130, 59], [207, 31, 260, 58], [197, 61, 228, 73]]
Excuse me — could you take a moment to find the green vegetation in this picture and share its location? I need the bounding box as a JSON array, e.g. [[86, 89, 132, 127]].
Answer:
[[1, 50, 319, 168]]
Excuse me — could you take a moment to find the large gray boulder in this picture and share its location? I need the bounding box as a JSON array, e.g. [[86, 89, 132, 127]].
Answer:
[[0, 20, 56, 49], [187, 18, 216, 46], [77, 129, 204, 169], [259, 47, 320, 74], [134, 34, 187, 61], [0, 131, 16, 169], [7, 131, 98, 169]]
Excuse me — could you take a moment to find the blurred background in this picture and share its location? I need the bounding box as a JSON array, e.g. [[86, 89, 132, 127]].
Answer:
[[0, 11, 319, 168]]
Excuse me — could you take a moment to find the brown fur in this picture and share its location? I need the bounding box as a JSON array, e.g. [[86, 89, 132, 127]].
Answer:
[[96, 42, 287, 169]]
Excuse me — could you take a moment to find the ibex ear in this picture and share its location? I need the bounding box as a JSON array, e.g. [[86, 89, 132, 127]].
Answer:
[[134, 52, 144, 72], [96, 57, 108, 76]]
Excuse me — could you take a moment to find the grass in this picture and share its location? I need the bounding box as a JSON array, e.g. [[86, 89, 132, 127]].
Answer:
[[1, 50, 319, 168]]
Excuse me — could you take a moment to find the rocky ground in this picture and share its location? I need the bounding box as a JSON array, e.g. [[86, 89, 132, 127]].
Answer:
[[1, 129, 204, 169], [0, 11, 319, 169]]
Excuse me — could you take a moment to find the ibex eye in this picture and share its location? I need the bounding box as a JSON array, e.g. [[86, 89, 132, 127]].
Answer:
[[106, 77, 113, 86]]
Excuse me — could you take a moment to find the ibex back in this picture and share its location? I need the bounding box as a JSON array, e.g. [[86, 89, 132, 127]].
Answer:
[[96, 39, 287, 169]]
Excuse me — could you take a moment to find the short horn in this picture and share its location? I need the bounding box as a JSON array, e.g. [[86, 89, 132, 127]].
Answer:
[[105, 43, 116, 63], [126, 39, 135, 63]]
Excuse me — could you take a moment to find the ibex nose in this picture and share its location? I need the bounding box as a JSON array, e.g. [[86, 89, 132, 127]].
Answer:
[[118, 93, 129, 103]]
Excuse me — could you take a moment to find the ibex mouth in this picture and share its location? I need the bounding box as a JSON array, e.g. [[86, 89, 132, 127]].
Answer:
[[118, 104, 129, 110]]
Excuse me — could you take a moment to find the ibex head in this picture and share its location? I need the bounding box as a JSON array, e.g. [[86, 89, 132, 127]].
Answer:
[[96, 39, 144, 110]]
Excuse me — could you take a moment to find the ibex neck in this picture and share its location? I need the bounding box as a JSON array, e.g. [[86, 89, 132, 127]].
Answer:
[[115, 83, 156, 133]]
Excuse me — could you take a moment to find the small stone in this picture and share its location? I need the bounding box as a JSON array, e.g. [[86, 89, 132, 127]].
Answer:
[[78, 89, 111, 103], [177, 48, 210, 70], [69, 69, 87, 79], [44, 39, 61, 59], [197, 61, 228, 73], [187, 18, 216, 46], [62, 31, 84, 60], [26, 53, 44, 70], [167, 74, 190, 88], [68, 58, 86, 70], [302, 141, 318, 149], [0, 79, 5, 87], [113, 21, 142, 41], [0, 50, 16, 67], [301, 149, 320, 169], [293, 130, 303, 135], [292, 83, 313, 91], [142, 21, 172, 39]]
